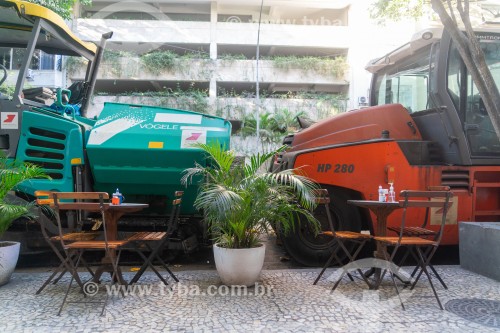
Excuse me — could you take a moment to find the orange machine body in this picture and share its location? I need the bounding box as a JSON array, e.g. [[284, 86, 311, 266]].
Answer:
[[281, 105, 500, 245]]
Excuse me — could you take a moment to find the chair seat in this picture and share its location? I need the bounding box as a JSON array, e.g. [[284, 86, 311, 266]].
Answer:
[[387, 226, 436, 237], [127, 231, 167, 241], [373, 236, 436, 246], [65, 240, 129, 250], [50, 232, 100, 242], [322, 230, 372, 239]]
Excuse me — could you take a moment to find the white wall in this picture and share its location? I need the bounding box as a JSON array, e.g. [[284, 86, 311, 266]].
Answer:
[[347, 0, 429, 110]]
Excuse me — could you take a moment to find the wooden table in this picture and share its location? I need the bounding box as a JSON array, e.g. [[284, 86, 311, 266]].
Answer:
[[104, 203, 149, 240], [347, 200, 401, 237], [347, 200, 403, 287], [93, 203, 149, 284]]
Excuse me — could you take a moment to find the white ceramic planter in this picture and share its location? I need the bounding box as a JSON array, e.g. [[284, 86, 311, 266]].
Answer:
[[0, 241, 20, 286], [213, 243, 265, 287]]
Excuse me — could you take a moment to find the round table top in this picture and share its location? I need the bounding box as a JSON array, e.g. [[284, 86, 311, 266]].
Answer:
[[108, 203, 149, 207], [347, 200, 401, 209], [107, 203, 149, 212]]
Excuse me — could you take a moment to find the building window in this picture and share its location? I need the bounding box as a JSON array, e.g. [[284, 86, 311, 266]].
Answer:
[[0, 47, 11, 69], [39, 51, 55, 70]]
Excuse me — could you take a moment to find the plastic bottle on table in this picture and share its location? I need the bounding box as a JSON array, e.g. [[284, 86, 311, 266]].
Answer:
[[112, 188, 122, 205], [388, 183, 395, 202], [378, 185, 386, 202]]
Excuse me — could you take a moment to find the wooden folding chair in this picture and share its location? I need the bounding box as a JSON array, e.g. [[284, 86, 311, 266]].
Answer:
[[51, 192, 129, 316], [127, 191, 183, 285], [312, 189, 372, 289], [34, 190, 99, 294], [373, 189, 452, 310], [387, 186, 451, 289]]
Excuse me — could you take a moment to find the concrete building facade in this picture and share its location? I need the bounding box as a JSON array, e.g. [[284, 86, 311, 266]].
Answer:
[[68, 0, 419, 119]]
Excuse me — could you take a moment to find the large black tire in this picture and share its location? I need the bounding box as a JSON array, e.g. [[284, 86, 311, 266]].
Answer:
[[280, 187, 362, 267]]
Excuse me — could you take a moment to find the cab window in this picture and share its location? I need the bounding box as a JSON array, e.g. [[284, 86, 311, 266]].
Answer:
[[448, 39, 500, 156], [372, 49, 430, 113]]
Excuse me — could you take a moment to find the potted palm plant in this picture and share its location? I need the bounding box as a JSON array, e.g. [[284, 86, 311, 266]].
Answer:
[[0, 153, 48, 286], [182, 143, 319, 286]]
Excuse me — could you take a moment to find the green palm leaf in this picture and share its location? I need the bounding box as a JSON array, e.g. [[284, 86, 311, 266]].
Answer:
[[181, 142, 320, 249], [0, 152, 49, 235]]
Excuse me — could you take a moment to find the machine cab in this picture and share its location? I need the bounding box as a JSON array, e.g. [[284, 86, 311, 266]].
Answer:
[[367, 27, 500, 166]]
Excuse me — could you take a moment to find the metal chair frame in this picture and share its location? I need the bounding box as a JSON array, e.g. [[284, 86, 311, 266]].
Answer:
[[312, 189, 372, 289], [51, 192, 129, 316], [374, 189, 453, 310], [127, 191, 183, 285], [34, 190, 97, 294], [387, 186, 451, 290]]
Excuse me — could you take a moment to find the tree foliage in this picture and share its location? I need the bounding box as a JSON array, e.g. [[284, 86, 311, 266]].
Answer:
[[370, 0, 427, 22], [26, 0, 92, 20]]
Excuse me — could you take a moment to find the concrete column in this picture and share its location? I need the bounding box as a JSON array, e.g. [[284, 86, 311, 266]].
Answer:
[[210, 1, 217, 60], [210, 44, 217, 60], [209, 1, 217, 99], [209, 77, 217, 99]]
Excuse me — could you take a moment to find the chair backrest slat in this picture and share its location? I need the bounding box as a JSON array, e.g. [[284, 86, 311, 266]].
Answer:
[[53, 192, 109, 200], [35, 190, 54, 206], [52, 202, 106, 211], [400, 190, 451, 199], [313, 189, 330, 204], [405, 201, 451, 208], [427, 185, 450, 191]]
